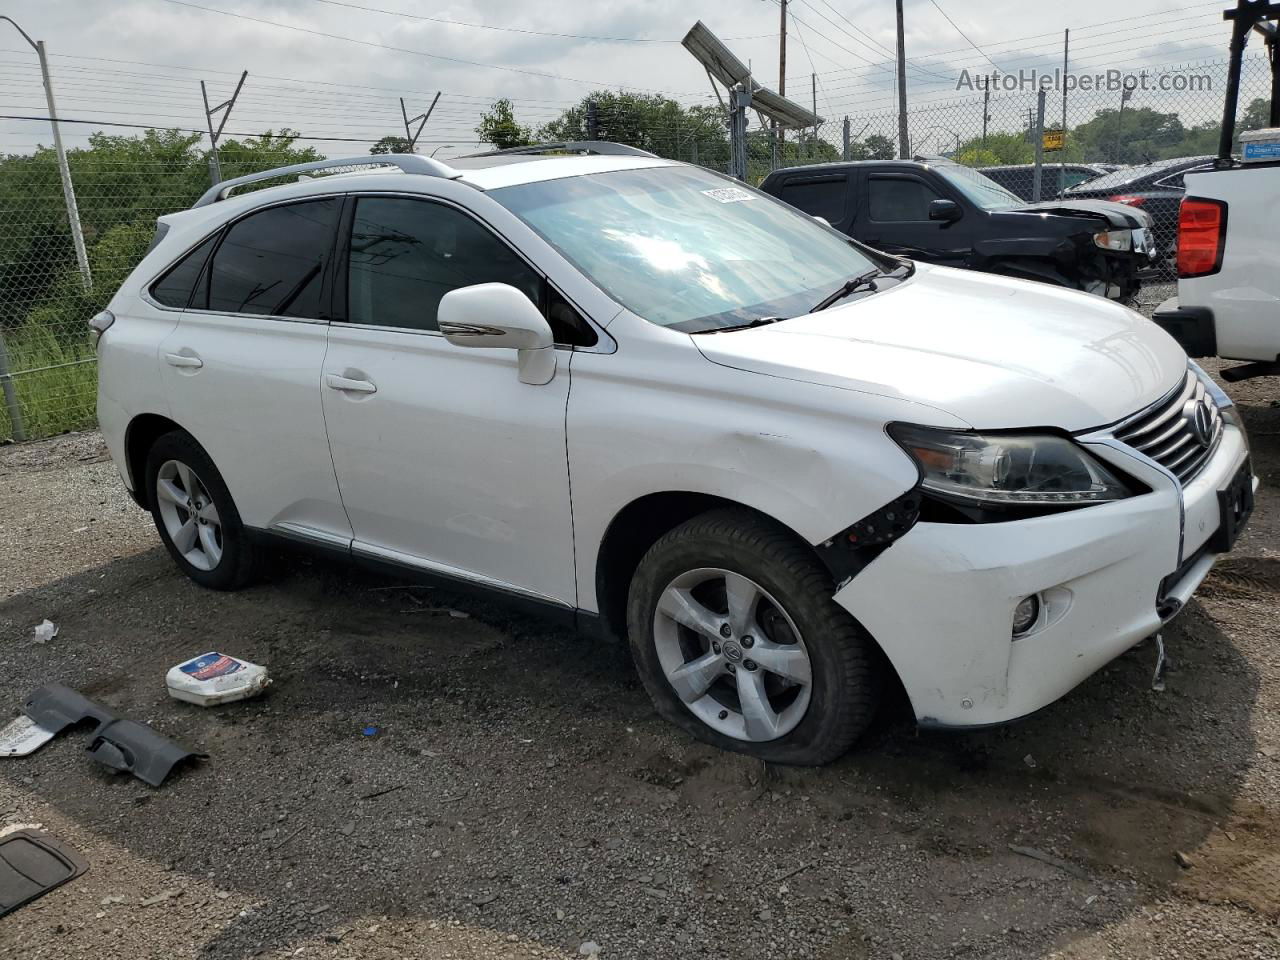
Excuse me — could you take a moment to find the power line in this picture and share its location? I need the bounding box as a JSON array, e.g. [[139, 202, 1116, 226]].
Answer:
[[300, 0, 769, 44], [155, 0, 679, 92], [927, 0, 1001, 71]]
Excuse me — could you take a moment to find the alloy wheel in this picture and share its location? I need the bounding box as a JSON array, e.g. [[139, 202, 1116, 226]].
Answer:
[[653, 567, 812, 742], [155, 459, 223, 572]]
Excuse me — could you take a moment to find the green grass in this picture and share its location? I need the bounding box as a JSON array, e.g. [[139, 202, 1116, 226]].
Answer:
[[0, 320, 98, 443]]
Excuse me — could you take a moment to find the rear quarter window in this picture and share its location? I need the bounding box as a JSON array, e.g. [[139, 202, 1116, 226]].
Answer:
[[150, 233, 219, 309]]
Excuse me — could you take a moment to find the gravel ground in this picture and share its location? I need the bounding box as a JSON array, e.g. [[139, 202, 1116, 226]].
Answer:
[[1, 367, 1279, 960]]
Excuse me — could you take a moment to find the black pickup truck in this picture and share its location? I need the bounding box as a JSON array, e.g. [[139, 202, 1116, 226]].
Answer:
[[760, 158, 1156, 301]]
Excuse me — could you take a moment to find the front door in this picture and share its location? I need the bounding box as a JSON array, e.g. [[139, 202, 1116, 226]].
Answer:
[[156, 198, 351, 543], [857, 174, 969, 267], [321, 194, 577, 607]]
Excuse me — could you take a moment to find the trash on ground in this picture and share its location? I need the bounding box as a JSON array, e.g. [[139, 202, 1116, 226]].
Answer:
[[1152, 632, 1168, 692], [166, 652, 270, 707], [1008, 844, 1088, 878], [362, 725, 379, 737], [31, 620, 58, 644], [22, 684, 205, 787], [0, 715, 57, 758], [0, 829, 88, 918]]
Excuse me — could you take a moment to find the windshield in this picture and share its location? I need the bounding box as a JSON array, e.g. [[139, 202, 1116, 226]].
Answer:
[[489, 165, 881, 332], [932, 163, 1024, 210]]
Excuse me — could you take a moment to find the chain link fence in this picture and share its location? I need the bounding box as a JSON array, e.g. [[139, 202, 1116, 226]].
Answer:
[[0, 51, 1273, 442]]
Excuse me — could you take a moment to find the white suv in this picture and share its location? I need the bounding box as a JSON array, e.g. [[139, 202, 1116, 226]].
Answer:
[[94, 144, 1255, 764]]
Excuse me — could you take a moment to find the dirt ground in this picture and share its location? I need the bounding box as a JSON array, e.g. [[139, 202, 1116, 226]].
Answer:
[[2, 366, 1279, 960]]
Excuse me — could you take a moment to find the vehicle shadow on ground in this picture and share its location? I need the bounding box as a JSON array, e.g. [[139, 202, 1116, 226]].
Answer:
[[0, 534, 1268, 959]]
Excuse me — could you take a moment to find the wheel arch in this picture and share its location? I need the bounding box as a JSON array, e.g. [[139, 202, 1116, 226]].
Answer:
[[123, 412, 186, 506], [592, 491, 826, 643]]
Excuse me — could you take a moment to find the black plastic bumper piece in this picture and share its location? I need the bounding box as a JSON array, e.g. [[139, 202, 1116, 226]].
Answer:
[[1151, 303, 1217, 358], [23, 683, 203, 787]]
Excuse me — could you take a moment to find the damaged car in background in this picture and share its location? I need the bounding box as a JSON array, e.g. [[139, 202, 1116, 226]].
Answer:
[[93, 144, 1252, 766], [761, 156, 1157, 302]]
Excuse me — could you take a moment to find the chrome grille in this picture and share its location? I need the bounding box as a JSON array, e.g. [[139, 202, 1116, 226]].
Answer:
[[1114, 370, 1223, 484]]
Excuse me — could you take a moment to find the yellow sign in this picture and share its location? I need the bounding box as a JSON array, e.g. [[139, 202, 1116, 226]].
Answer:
[[1043, 129, 1066, 151]]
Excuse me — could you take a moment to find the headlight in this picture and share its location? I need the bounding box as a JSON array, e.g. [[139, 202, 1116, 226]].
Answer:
[[889, 424, 1132, 507], [1093, 229, 1133, 252]]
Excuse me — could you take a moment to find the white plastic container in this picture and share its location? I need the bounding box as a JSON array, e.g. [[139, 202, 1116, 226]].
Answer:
[[166, 652, 270, 706], [1240, 127, 1280, 163]]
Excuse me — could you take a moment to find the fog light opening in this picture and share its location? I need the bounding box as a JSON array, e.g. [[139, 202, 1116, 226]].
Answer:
[[1012, 594, 1041, 637]]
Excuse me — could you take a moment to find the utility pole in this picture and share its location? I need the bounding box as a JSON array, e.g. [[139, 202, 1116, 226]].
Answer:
[[842, 116, 851, 160], [1032, 89, 1046, 201], [0, 17, 89, 295], [811, 72, 817, 158], [400, 92, 440, 152], [895, 0, 909, 159], [981, 76, 990, 148], [201, 70, 247, 185], [1061, 29, 1070, 137], [777, 0, 787, 161], [1115, 85, 1133, 163], [587, 100, 599, 140]]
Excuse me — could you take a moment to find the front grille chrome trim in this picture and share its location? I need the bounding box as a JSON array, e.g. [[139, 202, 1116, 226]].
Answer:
[[1109, 369, 1223, 486]]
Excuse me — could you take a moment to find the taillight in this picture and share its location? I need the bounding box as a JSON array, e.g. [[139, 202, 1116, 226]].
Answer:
[[1109, 194, 1145, 206], [88, 309, 115, 347], [1177, 197, 1227, 279]]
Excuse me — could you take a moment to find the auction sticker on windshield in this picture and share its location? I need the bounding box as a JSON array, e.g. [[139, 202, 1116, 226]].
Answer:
[[702, 187, 758, 203]]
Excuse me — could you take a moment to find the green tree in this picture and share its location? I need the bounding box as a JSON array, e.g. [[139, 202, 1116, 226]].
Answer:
[[1070, 107, 1185, 165], [476, 99, 533, 150], [537, 91, 728, 167], [370, 135, 412, 155]]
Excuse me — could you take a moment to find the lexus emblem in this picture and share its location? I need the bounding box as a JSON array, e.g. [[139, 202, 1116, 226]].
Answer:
[[1183, 399, 1214, 449]]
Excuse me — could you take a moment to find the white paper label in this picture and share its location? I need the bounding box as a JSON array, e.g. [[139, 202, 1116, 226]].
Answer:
[[702, 187, 758, 204], [0, 716, 56, 757]]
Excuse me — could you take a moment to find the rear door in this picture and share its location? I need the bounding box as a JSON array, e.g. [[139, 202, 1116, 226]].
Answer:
[[155, 197, 351, 544], [772, 172, 854, 233]]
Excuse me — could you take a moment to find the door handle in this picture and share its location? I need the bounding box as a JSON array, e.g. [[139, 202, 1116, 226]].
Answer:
[[164, 353, 203, 369], [324, 373, 377, 394]]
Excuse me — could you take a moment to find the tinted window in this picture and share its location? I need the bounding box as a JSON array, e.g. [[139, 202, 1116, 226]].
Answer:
[[868, 177, 942, 221], [151, 233, 219, 308], [207, 199, 341, 318], [777, 176, 849, 224], [347, 197, 541, 332], [1061, 169, 1100, 190]]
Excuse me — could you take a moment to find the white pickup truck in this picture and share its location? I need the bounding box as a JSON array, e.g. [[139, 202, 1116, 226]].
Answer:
[[1153, 0, 1280, 381]]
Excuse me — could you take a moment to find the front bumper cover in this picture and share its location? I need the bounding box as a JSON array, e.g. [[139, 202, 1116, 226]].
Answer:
[[833, 423, 1250, 728]]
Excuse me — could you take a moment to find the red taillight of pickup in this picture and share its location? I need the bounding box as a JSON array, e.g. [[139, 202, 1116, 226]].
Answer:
[[1177, 197, 1228, 279], [1108, 194, 1145, 206]]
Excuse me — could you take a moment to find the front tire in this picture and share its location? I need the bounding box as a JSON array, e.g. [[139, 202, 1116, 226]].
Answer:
[[626, 509, 882, 765], [145, 430, 257, 590]]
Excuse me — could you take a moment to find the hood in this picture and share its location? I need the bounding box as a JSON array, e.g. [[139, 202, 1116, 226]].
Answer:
[[1015, 197, 1152, 230], [694, 264, 1186, 432]]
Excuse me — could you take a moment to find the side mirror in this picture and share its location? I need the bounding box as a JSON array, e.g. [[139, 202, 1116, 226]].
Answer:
[[438, 282, 557, 385], [929, 199, 962, 222]]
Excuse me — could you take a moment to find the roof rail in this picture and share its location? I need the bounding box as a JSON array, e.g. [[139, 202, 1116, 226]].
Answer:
[[191, 154, 459, 208], [456, 141, 659, 160]]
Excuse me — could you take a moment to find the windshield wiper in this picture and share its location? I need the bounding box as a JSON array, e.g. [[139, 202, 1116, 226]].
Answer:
[[809, 269, 883, 313], [697, 316, 787, 334]]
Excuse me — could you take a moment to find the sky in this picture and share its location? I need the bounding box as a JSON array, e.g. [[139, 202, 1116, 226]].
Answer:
[[0, 0, 1245, 160]]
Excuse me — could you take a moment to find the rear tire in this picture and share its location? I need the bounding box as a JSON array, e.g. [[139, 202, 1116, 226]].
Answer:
[[626, 509, 882, 766], [144, 430, 258, 590]]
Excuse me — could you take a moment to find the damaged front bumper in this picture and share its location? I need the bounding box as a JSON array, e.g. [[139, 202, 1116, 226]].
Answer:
[[833, 422, 1251, 728]]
